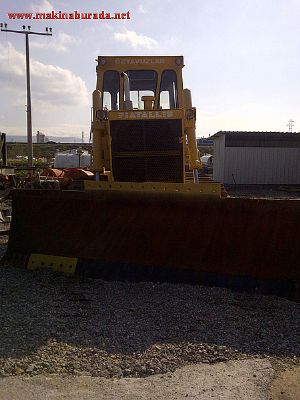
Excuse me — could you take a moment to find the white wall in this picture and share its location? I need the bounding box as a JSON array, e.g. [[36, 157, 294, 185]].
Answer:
[[223, 147, 300, 184], [212, 135, 225, 182], [54, 152, 91, 169]]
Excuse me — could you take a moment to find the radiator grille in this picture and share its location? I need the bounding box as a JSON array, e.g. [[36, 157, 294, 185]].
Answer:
[[110, 119, 184, 182]]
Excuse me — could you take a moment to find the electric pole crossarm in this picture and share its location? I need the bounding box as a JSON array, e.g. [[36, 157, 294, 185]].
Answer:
[[1, 28, 52, 36]]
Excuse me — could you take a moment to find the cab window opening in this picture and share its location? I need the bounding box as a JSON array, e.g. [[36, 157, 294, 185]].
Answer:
[[159, 70, 178, 109], [102, 71, 120, 110], [125, 70, 157, 109]]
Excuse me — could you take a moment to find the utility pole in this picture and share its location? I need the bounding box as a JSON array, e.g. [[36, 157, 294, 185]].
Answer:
[[287, 119, 294, 133], [0, 132, 7, 167], [0, 23, 52, 168]]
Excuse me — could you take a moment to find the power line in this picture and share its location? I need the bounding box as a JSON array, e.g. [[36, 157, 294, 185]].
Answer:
[[0, 24, 52, 168]]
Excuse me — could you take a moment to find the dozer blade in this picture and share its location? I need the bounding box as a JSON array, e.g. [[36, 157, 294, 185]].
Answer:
[[4, 189, 300, 299]]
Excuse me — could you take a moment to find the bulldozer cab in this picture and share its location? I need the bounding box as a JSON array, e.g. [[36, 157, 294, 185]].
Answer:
[[100, 57, 181, 111], [91, 56, 200, 184]]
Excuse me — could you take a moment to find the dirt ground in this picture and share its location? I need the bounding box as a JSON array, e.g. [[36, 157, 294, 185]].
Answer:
[[270, 366, 300, 400], [0, 360, 299, 400]]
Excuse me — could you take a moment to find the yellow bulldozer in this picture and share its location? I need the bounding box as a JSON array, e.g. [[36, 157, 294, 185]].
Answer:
[[4, 56, 300, 299], [88, 55, 220, 193]]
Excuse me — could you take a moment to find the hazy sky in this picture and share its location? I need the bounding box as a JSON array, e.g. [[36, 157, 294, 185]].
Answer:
[[0, 0, 299, 138]]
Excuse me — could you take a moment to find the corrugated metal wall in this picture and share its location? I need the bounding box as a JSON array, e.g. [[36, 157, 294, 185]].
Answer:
[[212, 135, 225, 182], [224, 147, 300, 184], [213, 136, 300, 184]]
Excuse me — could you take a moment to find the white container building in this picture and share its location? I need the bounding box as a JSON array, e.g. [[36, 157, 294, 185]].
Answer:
[[212, 131, 300, 185], [54, 149, 91, 169]]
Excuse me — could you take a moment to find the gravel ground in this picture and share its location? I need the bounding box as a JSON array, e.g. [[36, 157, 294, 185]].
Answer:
[[226, 185, 300, 199], [0, 242, 299, 379]]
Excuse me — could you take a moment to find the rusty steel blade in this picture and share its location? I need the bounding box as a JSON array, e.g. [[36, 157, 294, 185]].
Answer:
[[4, 189, 300, 297]]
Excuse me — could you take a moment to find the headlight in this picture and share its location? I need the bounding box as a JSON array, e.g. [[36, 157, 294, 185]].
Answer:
[[96, 109, 108, 121], [185, 108, 196, 121]]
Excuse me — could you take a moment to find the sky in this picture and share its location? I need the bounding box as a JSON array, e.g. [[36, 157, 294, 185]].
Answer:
[[0, 0, 299, 139]]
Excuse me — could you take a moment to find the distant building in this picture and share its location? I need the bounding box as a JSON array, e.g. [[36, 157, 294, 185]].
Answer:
[[212, 131, 300, 185], [197, 137, 213, 146], [54, 149, 91, 168], [36, 131, 48, 143]]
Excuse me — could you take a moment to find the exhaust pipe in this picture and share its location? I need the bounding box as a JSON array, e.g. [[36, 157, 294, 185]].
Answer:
[[121, 72, 133, 110]]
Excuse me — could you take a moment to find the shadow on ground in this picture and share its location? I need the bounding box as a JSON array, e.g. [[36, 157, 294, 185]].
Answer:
[[0, 266, 299, 361]]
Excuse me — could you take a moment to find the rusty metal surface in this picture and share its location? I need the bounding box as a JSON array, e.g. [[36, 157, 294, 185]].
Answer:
[[5, 189, 300, 285], [41, 168, 65, 178], [64, 169, 94, 179]]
